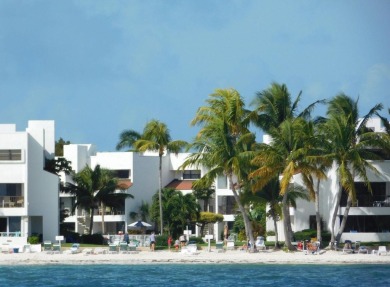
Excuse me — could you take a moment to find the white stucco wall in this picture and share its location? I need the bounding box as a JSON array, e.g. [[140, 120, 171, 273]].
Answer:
[[0, 121, 59, 242], [26, 121, 59, 242]]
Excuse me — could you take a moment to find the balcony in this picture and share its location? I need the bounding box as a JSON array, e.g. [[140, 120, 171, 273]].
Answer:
[[0, 196, 24, 208], [0, 232, 21, 237], [97, 207, 125, 215], [372, 197, 390, 207]]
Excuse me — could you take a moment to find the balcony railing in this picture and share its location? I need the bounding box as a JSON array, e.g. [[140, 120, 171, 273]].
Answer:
[[341, 195, 390, 208], [372, 199, 390, 207], [0, 232, 21, 237], [97, 208, 125, 215], [0, 196, 24, 208]]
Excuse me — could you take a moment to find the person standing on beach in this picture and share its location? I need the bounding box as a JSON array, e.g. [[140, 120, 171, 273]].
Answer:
[[168, 235, 172, 251], [174, 239, 180, 251], [150, 232, 156, 251], [124, 232, 129, 244]]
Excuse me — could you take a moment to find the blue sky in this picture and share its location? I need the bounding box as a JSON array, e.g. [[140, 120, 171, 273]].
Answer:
[[1, 0, 389, 151]]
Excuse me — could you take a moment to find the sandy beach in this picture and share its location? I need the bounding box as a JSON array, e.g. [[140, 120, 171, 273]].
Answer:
[[1, 248, 390, 265]]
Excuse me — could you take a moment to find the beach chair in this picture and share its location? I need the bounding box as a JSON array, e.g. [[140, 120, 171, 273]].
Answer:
[[108, 244, 118, 254], [119, 242, 130, 254], [23, 244, 31, 253], [43, 241, 52, 253], [181, 243, 199, 255], [305, 241, 320, 255], [128, 243, 138, 253], [82, 248, 93, 255], [215, 241, 225, 253], [357, 245, 368, 254], [94, 247, 107, 254], [377, 246, 387, 255], [70, 243, 81, 254], [342, 240, 354, 254], [226, 240, 235, 251], [52, 244, 61, 254], [255, 236, 266, 251]]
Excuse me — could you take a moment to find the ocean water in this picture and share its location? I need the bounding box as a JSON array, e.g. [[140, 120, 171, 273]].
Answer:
[[0, 264, 389, 286]]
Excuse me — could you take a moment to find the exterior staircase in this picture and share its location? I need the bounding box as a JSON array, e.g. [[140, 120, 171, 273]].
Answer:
[[77, 214, 91, 235]]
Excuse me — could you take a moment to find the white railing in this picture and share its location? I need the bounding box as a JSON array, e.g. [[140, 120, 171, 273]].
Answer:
[[106, 234, 151, 247], [0, 232, 22, 237], [0, 196, 24, 208]]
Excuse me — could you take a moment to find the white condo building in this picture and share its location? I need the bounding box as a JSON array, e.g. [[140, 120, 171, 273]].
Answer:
[[2, 119, 389, 246], [60, 147, 233, 241], [267, 118, 390, 243], [0, 121, 59, 246]]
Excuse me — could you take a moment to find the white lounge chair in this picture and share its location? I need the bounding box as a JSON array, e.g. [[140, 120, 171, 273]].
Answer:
[[357, 245, 368, 254], [43, 241, 52, 253], [255, 236, 266, 251], [52, 244, 61, 254], [69, 243, 81, 254], [82, 248, 93, 255], [181, 243, 199, 255], [215, 241, 225, 253], [94, 247, 107, 254], [108, 244, 118, 254], [342, 240, 353, 254], [377, 246, 387, 255], [119, 242, 130, 254]]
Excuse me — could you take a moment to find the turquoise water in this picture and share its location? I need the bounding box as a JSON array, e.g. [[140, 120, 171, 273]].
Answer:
[[0, 264, 389, 286]]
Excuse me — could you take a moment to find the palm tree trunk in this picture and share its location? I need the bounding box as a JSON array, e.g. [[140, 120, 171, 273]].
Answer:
[[101, 202, 105, 235], [270, 209, 280, 248], [282, 192, 294, 250], [315, 179, 322, 244], [89, 208, 94, 235], [336, 193, 353, 243], [158, 155, 164, 234], [228, 175, 255, 251], [330, 183, 342, 248]]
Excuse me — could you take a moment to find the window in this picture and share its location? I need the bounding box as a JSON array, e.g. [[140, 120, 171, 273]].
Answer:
[[0, 184, 23, 196], [112, 170, 130, 178], [183, 170, 201, 180], [340, 215, 390, 233], [0, 150, 22, 161], [340, 182, 387, 207], [217, 175, 228, 189], [9, 217, 21, 232]]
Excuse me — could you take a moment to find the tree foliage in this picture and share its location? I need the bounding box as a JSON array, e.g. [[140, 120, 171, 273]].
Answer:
[[116, 120, 187, 234], [150, 188, 200, 238], [182, 88, 258, 250], [55, 137, 71, 156], [63, 165, 133, 234]]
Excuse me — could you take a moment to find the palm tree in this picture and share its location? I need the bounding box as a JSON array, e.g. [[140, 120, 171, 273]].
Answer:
[[116, 120, 188, 234], [299, 118, 332, 244], [321, 94, 388, 245], [241, 177, 282, 248], [65, 165, 133, 235], [249, 83, 325, 250], [150, 188, 200, 238], [192, 181, 215, 212], [182, 88, 258, 251]]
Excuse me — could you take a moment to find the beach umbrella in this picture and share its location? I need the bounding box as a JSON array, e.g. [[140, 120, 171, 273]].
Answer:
[[128, 220, 152, 228]]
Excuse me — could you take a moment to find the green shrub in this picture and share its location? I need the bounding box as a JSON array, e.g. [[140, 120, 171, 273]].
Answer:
[[80, 233, 105, 245], [294, 229, 330, 242], [28, 235, 40, 244], [63, 231, 80, 243], [266, 230, 275, 236], [188, 236, 205, 244], [156, 234, 168, 246]]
